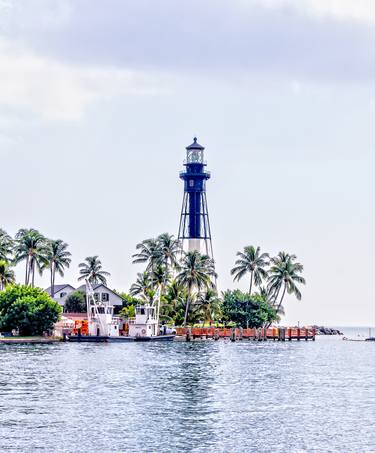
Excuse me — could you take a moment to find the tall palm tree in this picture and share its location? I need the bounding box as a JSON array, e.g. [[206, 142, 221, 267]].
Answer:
[[78, 256, 111, 285], [132, 238, 161, 273], [267, 252, 306, 316], [0, 229, 13, 262], [176, 250, 217, 326], [194, 288, 222, 325], [157, 233, 181, 275], [0, 260, 15, 291], [14, 228, 48, 286], [231, 245, 269, 294], [130, 272, 154, 302], [44, 239, 72, 298]]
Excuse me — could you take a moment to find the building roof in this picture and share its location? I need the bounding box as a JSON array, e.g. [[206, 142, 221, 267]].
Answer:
[[76, 283, 124, 300], [45, 284, 75, 296], [186, 137, 205, 151]]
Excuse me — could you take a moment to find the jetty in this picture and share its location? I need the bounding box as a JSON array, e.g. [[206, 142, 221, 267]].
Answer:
[[176, 327, 316, 341]]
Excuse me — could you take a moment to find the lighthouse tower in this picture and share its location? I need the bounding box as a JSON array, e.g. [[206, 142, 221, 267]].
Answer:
[[178, 138, 213, 258]]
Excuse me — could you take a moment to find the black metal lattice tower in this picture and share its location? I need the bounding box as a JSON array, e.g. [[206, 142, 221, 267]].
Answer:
[[178, 138, 213, 258]]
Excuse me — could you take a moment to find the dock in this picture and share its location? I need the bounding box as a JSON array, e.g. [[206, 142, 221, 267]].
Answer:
[[175, 327, 316, 342]]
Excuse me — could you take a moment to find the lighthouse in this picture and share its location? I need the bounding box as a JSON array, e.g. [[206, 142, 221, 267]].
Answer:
[[178, 138, 213, 258]]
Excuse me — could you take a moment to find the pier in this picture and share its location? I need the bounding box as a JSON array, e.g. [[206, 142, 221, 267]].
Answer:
[[176, 327, 316, 341]]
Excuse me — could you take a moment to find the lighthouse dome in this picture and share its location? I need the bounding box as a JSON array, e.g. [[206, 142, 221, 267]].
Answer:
[[186, 137, 205, 151]]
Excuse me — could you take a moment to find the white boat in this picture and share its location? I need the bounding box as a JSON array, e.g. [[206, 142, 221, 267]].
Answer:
[[68, 280, 175, 342]]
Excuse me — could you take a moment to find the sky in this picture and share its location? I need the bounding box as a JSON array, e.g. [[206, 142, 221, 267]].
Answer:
[[1, 0, 375, 326]]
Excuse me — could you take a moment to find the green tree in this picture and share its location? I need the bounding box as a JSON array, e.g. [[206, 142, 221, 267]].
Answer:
[[44, 239, 72, 298], [231, 245, 269, 295], [176, 250, 217, 326], [78, 256, 111, 285], [193, 288, 222, 325], [0, 285, 61, 336], [14, 229, 48, 287], [0, 260, 15, 291], [222, 289, 277, 328], [64, 290, 86, 313], [132, 238, 161, 273], [157, 233, 181, 276], [0, 229, 13, 262], [114, 292, 139, 317], [130, 272, 154, 302], [161, 280, 188, 325], [267, 252, 306, 316]]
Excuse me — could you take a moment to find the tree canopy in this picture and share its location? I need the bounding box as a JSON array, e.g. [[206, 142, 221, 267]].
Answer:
[[64, 290, 87, 313], [222, 290, 277, 328], [0, 285, 62, 336]]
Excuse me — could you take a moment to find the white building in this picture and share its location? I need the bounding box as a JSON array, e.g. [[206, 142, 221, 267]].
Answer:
[[76, 283, 124, 308], [45, 284, 76, 307], [45, 283, 124, 310]]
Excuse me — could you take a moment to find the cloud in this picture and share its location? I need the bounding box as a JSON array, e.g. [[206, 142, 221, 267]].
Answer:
[[1, 0, 375, 84], [0, 37, 171, 121], [248, 0, 375, 23]]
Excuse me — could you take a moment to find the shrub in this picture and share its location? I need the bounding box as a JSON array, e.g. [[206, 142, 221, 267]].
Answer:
[[0, 285, 62, 336]]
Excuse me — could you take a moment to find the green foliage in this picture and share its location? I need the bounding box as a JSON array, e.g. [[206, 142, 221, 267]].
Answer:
[[0, 229, 13, 262], [176, 250, 217, 325], [44, 239, 71, 298], [78, 256, 111, 285], [231, 245, 269, 294], [192, 289, 222, 325], [222, 289, 277, 328], [0, 285, 62, 335], [14, 229, 49, 286], [114, 292, 139, 317], [64, 290, 86, 313], [0, 260, 15, 291], [119, 305, 136, 318]]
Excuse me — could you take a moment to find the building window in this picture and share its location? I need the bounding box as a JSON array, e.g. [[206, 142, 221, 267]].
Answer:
[[102, 293, 109, 302], [94, 293, 99, 301], [60, 292, 67, 298], [189, 180, 194, 187]]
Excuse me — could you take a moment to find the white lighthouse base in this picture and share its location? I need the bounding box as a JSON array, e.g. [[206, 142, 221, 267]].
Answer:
[[188, 239, 201, 253]]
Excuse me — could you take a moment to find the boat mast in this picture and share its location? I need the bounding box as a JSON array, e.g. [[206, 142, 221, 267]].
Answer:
[[86, 279, 108, 337]]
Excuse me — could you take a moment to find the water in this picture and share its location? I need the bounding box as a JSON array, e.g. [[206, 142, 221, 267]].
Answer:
[[0, 331, 375, 452]]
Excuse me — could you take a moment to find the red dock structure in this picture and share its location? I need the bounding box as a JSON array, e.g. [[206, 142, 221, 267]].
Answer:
[[175, 327, 316, 341]]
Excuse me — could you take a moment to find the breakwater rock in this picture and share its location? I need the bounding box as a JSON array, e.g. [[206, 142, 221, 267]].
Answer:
[[313, 326, 343, 335]]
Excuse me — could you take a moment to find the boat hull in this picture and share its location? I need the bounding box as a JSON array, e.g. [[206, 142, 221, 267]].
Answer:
[[109, 335, 175, 342], [67, 335, 175, 343]]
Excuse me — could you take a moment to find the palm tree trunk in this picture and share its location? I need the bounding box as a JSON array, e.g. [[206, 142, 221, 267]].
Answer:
[[51, 264, 55, 298], [25, 255, 29, 285], [31, 259, 35, 287], [275, 283, 287, 315], [183, 284, 192, 326], [249, 271, 254, 295], [271, 286, 281, 307]]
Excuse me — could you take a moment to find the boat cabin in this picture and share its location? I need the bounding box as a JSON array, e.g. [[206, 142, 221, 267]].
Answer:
[[128, 305, 159, 337]]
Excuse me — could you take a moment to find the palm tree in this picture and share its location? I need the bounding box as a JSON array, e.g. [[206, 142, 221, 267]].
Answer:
[[14, 228, 48, 286], [44, 240, 72, 298], [78, 256, 111, 285], [132, 238, 161, 273], [231, 245, 269, 295], [161, 280, 188, 325], [267, 252, 306, 316], [157, 233, 181, 275], [0, 229, 13, 262], [0, 260, 15, 291], [194, 288, 222, 325], [176, 250, 217, 326], [130, 272, 154, 302]]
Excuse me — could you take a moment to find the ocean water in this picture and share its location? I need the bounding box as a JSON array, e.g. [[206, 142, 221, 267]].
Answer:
[[0, 331, 374, 452]]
